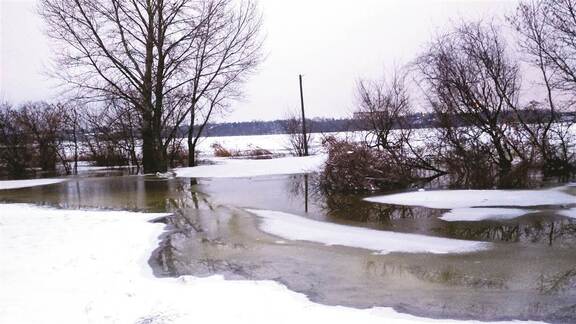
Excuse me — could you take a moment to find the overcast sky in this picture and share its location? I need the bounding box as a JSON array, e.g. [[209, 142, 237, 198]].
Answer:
[[1, 0, 519, 122]]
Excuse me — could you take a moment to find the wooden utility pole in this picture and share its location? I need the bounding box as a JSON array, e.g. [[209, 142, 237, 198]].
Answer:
[[299, 74, 309, 156]]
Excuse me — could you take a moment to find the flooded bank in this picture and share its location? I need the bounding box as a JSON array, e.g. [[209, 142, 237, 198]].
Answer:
[[1, 173, 575, 322]]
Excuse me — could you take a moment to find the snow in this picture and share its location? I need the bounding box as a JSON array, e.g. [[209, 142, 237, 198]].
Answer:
[[559, 208, 576, 219], [365, 188, 575, 209], [0, 178, 66, 190], [175, 154, 327, 178], [246, 209, 490, 254], [192, 131, 367, 156], [440, 208, 529, 222], [0, 203, 539, 324]]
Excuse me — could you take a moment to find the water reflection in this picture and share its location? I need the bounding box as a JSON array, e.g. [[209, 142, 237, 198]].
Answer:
[[0, 176, 197, 212], [539, 268, 576, 295], [438, 217, 576, 246]]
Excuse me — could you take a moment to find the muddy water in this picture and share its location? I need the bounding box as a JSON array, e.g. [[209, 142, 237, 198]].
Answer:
[[1, 174, 575, 322]]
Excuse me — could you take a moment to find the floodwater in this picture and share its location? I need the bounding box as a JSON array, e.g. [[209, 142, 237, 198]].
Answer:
[[1, 172, 575, 322]]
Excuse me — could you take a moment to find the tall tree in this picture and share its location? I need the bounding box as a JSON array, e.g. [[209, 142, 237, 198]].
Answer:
[[39, 0, 262, 172]]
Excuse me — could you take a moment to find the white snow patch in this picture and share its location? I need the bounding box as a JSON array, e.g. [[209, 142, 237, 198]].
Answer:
[[0, 203, 536, 324], [365, 189, 575, 209], [175, 154, 326, 178], [440, 208, 529, 222], [559, 208, 576, 219], [0, 178, 66, 190], [246, 209, 489, 254]]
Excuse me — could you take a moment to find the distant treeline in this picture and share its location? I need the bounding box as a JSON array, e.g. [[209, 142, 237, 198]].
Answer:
[[178, 110, 576, 137], [182, 118, 356, 137]]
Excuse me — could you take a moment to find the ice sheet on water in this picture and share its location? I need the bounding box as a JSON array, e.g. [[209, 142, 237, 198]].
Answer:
[[0, 178, 66, 190], [246, 208, 489, 254], [366, 187, 575, 222], [440, 208, 529, 222], [365, 188, 575, 209]]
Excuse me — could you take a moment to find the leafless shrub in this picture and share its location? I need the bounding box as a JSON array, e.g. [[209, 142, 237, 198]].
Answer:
[[282, 111, 312, 157], [0, 102, 31, 178], [167, 138, 188, 168], [244, 145, 273, 159], [356, 70, 410, 150], [17, 102, 70, 173], [211, 143, 235, 157], [320, 137, 416, 193], [320, 69, 449, 193]]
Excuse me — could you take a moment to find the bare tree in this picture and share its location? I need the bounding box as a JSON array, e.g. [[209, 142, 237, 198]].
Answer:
[[417, 21, 525, 184], [185, 0, 263, 166], [356, 71, 445, 179], [39, 0, 262, 172], [511, 0, 576, 175], [17, 102, 68, 173], [282, 110, 312, 157], [356, 71, 410, 151], [0, 103, 31, 178]]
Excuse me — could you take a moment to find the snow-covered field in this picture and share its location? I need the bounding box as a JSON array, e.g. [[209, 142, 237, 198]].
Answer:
[[193, 131, 365, 156], [175, 154, 326, 178], [246, 209, 489, 254], [0, 204, 539, 324]]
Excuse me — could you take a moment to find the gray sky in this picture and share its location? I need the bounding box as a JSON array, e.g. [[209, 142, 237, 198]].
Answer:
[[1, 0, 519, 122]]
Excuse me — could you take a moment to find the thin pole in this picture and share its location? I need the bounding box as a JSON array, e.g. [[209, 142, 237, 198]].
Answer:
[[304, 174, 309, 213], [299, 74, 309, 156]]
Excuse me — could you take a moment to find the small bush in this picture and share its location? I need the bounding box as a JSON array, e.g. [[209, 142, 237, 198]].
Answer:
[[211, 143, 235, 157], [168, 140, 188, 168], [90, 147, 130, 167], [244, 145, 273, 159], [320, 137, 415, 193]]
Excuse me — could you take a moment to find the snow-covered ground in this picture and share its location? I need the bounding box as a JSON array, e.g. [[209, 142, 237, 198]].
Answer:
[[0, 203, 540, 324], [193, 131, 365, 156], [175, 154, 327, 178], [246, 209, 490, 254], [0, 178, 66, 190]]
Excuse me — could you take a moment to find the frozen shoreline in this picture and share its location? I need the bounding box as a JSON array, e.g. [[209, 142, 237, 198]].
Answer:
[[0, 203, 542, 323], [0, 178, 66, 190]]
